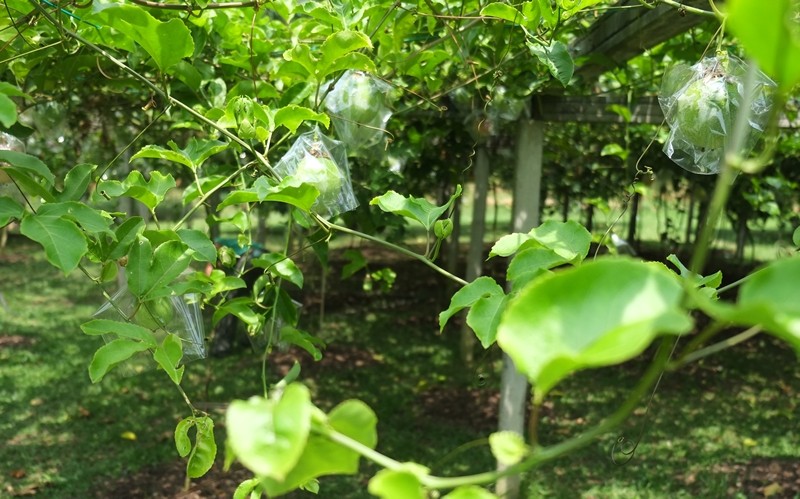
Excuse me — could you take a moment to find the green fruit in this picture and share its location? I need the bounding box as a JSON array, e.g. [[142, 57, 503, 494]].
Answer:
[[293, 154, 342, 198], [347, 74, 381, 124], [134, 297, 174, 330], [674, 77, 735, 149]]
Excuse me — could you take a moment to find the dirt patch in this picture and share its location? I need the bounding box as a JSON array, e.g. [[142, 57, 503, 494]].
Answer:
[[0, 335, 35, 348]]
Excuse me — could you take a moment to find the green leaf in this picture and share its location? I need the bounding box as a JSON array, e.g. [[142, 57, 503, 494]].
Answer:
[[466, 291, 508, 348], [153, 333, 184, 385], [370, 185, 462, 231], [273, 105, 331, 134], [252, 253, 304, 289], [529, 220, 592, 262], [489, 233, 533, 258], [489, 431, 529, 466], [317, 31, 373, 78], [234, 478, 261, 499], [507, 247, 567, 291], [88, 338, 151, 383], [81, 319, 158, 347], [226, 384, 313, 481], [260, 399, 378, 496], [702, 258, 800, 351], [538, 0, 558, 28], [90, 4, 194, 72], [793, 226, 800, 248], [58, 163, 96, 202], [341, 249, 367, 279], [126, 235, 154, 297], [443, 486, 499, 499], [368, 467, 427, 499], [177, 229, 217, 262], [36, 202, 113, 235], [0, 150, 54, 187], [132, 138, 228, 171], [20, 212, 87, 273], [439, 277, 504, 332], [96, 170, 176, 211], [107, 217, 145, 260], [727, 0, 800, 90], [174, 418, 194, 458], [0, 196, 24, 226], [481, 3, 525, 24], [0, 94, 17, 128], [497, 259, 692, 402], [529, 41, 574, 87], [188, 416, 217, 478], [146, 240, 192, 298]]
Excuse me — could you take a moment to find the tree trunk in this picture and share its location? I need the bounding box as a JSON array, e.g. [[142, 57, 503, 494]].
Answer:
[[497, 120, 543, 499]]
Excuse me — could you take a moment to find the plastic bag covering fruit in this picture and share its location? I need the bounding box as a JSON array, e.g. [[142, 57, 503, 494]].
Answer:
[[93, 285, 207, 373], [323, 71, 393, 151], [273, 129, 358, 218], [0, 132, 25, 185], [659, 55, 776, 174]]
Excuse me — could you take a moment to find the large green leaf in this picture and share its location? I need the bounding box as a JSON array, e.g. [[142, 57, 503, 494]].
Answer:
[[701, 257, 800, 351], [0, 196, 24, 226], [90, 4, 194, 72], [88, 338, 151, 383], [20, 212, 87, 273], [146, 240, 193, 299], [273, 105, 331, 134], [439, 277, 504, 331], [174, 418, 193, 458], [177, 229, 217, 263], [506, 247, 567, 291], [497, 259, 692, 402], [106, 217, 145, 260], [260, 400, 378, 496], [36, 202, 113, 235], [218, 176, 320, 213], [252, 253, 304, 289], [226, 384, 313, 481], [58, 163, 96, 202], [81, 319, 158, 347], [481, 3, 526, 24], [489, 220, 591, 262], [370, 185, 462, 231], [187, 417, 216, 478], [727, 0, 800, 90], [0, 150, 54, 187], [440, 277, 507, 348], [0, 94, 16, 128], [317, 31, 373, 79], [132, 138, 228, 171], [529, 41, 574, 87], [153, 333, 184, 385], [96, 170, 176, 211], [443, 486, 499, 499]]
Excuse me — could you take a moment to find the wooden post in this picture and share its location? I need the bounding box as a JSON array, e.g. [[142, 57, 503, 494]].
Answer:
[[496, 120, 543, 498]]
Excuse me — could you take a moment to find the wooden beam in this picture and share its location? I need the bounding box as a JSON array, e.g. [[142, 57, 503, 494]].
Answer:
[[570, 0, 716, 81]]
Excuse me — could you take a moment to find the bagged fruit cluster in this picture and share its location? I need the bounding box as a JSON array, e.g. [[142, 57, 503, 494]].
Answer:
[[93, 286, 206, 374], [659, 54, 775, 174], [323, 70, 392, 151], [273, 129, 357, 218]]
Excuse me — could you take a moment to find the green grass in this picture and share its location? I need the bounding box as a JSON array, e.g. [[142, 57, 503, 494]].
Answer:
[[1, 238, 799, 498]]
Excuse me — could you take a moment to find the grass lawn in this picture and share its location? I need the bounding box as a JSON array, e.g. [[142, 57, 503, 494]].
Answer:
[[1, 237, 799, 498]]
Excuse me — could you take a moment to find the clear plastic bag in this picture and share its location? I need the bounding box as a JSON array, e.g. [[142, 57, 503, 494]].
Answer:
[[93, 286, 206, 374], [659, 55, 776, 174], [323, 71, 393, 151], [273, 129, 358, 218]]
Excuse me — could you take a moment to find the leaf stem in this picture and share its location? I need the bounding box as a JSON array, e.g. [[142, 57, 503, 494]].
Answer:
[[669, 325, 761, 370], [323, 221, 469, 287]]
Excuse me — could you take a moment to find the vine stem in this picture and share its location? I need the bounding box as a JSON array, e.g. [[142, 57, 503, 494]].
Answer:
[[669, 325, 762, 370], [323, 221, 469, 287], [173, 163, 252, 231]]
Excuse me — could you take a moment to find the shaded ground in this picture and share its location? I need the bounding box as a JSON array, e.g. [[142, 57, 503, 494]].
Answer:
[[3, 239, 799, 498]]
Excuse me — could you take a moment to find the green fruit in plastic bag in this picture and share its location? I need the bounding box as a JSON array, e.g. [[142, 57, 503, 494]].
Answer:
[[294, 154, 342, 198], [347, 75, 381, 124], [674, 77, 735, 150], [134, 297, 174, 330]]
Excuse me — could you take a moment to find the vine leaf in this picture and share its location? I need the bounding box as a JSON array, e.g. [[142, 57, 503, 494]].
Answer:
[[177, 229, 217, 263], [497, 259, 692, 403], [727, 0, 800, 91], [81, 319, 158, 346], [90, 4, 194, 72], [226, 384, 313, 481], [96, 170, 176, 211], [368, 464, 428, 499], [439, 276, 505, 347], [370, 185, 462, 231], [252, 253, 304, 289], [174, 418, 194, 458], [88, 339, 151, 383], [529, 41, 574, 88], [126, 236, 191, 299], [792, 226, 800, 248], [19, 211, 87, 273], [259, 400, 378, 496], [58, 163, 96, 202], [700, 257, 800, 351], [273, 105, 331, 134], [0, 196, 24, 226], [153, 333, 184, 385], [218, 176, 320, 212], [132, 138, 228, 172], [187, 417, 216, 479], [233, 478, 261, 499], [0, 150, 55, 187], [489, 220, 591, 262]]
